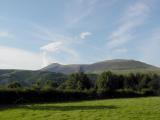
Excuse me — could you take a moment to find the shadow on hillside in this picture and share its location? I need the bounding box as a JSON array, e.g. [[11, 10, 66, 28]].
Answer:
[[0, 105, 118, 111]]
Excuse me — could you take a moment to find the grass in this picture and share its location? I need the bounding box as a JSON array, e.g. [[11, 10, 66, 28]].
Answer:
[[0, 97, 160, 120]]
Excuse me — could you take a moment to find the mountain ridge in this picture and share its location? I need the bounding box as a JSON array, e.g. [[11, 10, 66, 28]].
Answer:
[[41, 59, 159, 74]]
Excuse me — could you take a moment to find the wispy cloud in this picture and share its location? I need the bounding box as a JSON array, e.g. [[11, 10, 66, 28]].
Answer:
[[40, 41, 63, 52], [80, 32, 92, 39], [40, 40, 80, 66], [34, 25, 81, 66], [65, 0, 99, 28], [107, 0, 150, 49], [40, 41, 63, 66], [32, 24, 65, 42]]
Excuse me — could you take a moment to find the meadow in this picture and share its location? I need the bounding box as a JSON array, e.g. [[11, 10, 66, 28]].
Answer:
[[0, 97, 160, 120]]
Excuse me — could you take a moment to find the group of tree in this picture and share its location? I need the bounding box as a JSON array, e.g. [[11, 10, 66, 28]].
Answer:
[[1, 71, 160, 104]]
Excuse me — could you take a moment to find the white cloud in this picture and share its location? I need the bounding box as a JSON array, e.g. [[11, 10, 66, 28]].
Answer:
[[33, 24, 85, 66], [40, 41, 63, 52], [41, 51, 58, 67], [32, 24, 81, 66], [40, 40, 80, 66], [107, 0, 150, 49], [40, 41, 64, 66], [80, 32, 92, 39], [0, 46, 43, 70]]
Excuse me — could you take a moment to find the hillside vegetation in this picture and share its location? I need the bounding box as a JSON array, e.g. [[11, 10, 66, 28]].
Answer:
[[0, 71, 160, 104], [0, 70, 66, 86]]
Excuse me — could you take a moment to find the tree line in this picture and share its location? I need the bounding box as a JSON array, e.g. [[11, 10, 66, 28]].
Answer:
[[0, 71, 160, 104]]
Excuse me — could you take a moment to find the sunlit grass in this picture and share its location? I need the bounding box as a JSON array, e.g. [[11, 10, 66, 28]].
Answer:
[[0, 97, 160, 120]]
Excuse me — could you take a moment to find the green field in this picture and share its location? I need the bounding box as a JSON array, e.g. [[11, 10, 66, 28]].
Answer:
[[0, 97, 160, 120]]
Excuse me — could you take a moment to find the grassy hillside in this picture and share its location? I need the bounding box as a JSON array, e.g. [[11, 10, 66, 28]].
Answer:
[[0, 97, 160, 120], [0, 70, 67, 86]]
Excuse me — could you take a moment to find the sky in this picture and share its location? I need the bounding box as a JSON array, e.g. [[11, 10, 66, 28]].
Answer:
[[0, 0, 160, 70]]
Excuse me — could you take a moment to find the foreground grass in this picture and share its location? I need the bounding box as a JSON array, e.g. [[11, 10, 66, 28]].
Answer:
[[0, 97, 160, 120]]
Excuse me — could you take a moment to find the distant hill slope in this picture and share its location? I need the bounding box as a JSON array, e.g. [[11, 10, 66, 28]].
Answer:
[[0, 70, 66, 86], [41, 59, 159, 74]]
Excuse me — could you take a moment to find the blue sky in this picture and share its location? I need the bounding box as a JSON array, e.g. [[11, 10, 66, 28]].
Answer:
[[0, 0, 160, 70]]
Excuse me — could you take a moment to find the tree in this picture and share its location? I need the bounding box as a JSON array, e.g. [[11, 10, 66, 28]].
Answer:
[[43, 80, 58, 90], [138, 74, 151, 90], [124, 73, 141, 90], [58, 72, 91, 90], [78, 72, 91, 90], [95, 71, 116, 91], [7, 81, 21, 88], [32, 80, 41, 90], [116, 75, 125, 89], [148, 74, 160, 95]]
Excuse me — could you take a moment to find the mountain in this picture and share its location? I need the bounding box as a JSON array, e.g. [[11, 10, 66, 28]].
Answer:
[[0, 59, 159, 86], [41, 59, 159, 74]]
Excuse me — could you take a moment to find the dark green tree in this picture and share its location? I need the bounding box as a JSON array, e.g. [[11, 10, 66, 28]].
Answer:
[[59, 72, 91, 90], [124, 73, 141, 90], [95, 71, 116, 91], [43, 80, 58, 90], [32, 80, 41, 90], [148, 74, 160, 95], [138, 74, 151, 90], [7, 81, 21, 88]]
